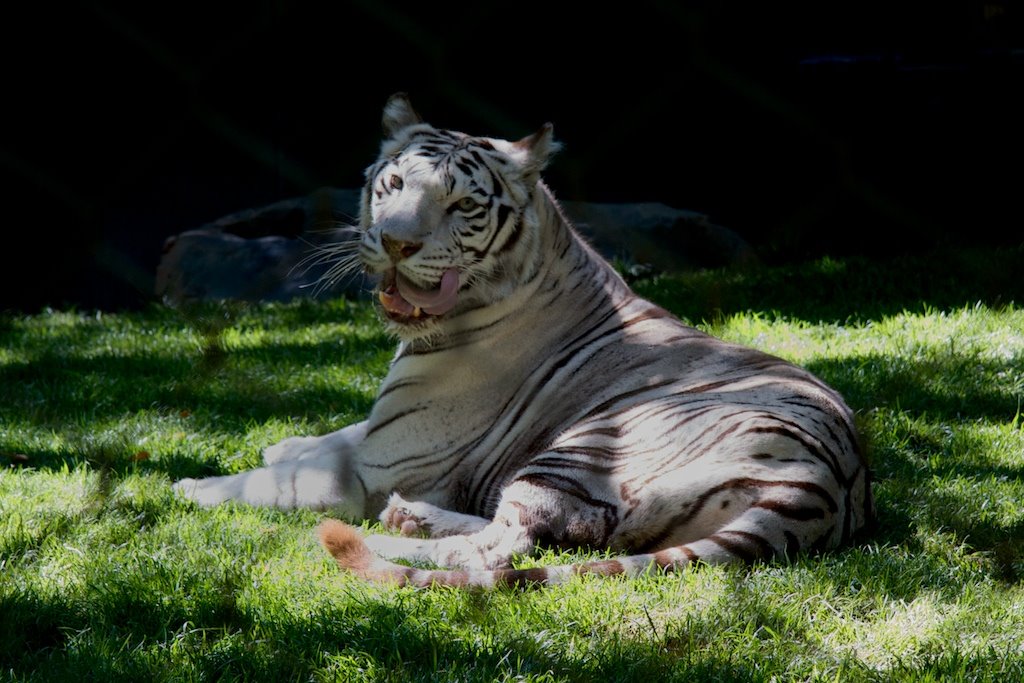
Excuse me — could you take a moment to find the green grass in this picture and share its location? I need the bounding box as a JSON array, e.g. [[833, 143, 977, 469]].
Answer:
[[2, 245, 1023, 682]]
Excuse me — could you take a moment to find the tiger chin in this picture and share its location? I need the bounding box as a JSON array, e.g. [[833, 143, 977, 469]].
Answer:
[[173, 93, 875, 589]]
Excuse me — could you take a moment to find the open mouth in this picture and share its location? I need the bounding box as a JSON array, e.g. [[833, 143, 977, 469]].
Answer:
[[377, 267, 459, 323]]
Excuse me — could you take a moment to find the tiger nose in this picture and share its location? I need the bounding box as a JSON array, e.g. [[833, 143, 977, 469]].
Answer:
[[381, 234, 423, 261]]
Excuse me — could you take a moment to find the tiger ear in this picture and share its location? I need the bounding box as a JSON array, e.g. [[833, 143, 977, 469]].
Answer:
[[382, 92, 423, 137], [511, 123, 562, 181]]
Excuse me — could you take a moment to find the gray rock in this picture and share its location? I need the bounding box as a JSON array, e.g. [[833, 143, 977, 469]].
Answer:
[[155, 188, 756, 306], [155, 188, 369, 305], [559, 200, 758, 274]]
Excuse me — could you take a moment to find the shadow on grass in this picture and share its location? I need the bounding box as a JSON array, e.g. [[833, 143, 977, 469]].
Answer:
[[867, 429, 1024, 582], [807, 352, 1023, 425], [1, 311, 387, 481], [805, 348, 1024, 580], [0, 342, 379, 416], [0, 333, 386, 480], [5, 554, 1016, 681], [636, 245, 1024, 324], [0, 581, 771, 683], [0, 566, 245, 682]]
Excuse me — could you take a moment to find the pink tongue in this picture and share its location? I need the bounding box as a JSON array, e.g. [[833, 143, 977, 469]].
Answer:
[[395, 268, 460, 315]]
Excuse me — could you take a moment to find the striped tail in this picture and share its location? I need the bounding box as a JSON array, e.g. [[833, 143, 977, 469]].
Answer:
[[317, 519, 787, 589]]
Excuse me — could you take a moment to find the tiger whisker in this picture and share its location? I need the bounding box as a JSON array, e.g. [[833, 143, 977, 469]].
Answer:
[[293, 241, 362, 275], [302, 255, 367, 298], [286, 226, 368, 298], [300, 224, 360, 241]]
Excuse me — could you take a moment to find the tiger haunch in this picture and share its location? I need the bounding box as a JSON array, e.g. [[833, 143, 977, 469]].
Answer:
[[173, 93, 874, 589]]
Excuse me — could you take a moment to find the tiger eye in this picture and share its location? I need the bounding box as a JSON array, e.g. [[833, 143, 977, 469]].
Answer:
[[457, 196, 478, 212], [389, 174, 403, 190]]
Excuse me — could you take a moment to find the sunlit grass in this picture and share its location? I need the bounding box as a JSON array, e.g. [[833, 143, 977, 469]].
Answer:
[[2, 246, 1023, 681]]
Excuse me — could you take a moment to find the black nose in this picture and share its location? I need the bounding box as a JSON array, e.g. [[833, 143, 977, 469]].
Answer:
[[381, 234, 423, 261]]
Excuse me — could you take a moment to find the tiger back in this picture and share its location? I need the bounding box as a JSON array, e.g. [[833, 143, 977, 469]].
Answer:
[[174, 93, 874, 588]]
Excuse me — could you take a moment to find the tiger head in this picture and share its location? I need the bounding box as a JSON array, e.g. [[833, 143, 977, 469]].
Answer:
[[357, 93, 560, 339]]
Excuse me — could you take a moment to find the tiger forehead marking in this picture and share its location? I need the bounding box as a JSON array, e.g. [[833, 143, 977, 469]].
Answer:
[[374, 134, 519, 218], [377, 146, 503, 222], [172, 93, 873, 589]]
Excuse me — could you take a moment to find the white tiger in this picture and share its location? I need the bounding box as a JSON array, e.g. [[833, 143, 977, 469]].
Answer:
[[173, 93, 874, 588]]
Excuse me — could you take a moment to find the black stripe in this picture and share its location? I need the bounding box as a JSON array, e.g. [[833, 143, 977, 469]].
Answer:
[[708, 530, 775, 562], [467, 148, 490, 167], [361, 181, 373, 222], [745, 424, 845, 486], [376, 378, 422, 401], [546, 444, 620, 460], [494, 216, 523, 256], [564, 425, 622, 440], [752, 500, 826, 520], [495, 204, 514, 232], [775, 399, 857, 476], [471, 200, 518, 257], [488, 169, 504, 198], [527, 456, 617, 475], [365, 406, 428, 438], [841, 465, 864, 544]]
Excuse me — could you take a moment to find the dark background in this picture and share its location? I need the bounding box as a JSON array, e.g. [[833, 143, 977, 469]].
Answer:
[[2, 1, 1022, 312]]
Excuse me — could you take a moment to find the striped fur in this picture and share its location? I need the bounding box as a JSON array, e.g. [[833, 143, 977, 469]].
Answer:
[[174, 94, 874, 588]]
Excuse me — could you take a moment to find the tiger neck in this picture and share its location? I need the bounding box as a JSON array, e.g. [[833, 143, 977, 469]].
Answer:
[[465, 181, 635, 339], [531, 183, 633, 306]]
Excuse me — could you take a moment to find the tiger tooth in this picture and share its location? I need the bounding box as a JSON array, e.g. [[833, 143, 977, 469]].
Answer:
[[378, 291, 387, 306], [413, 306, 422, 318]]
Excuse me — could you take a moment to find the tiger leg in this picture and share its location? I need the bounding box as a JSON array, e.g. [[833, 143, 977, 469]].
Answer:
[[378, 493, 490, 538], [172, 452, 347, 510], [363, 477, 615, 570], [172, 421, 368, 517], [262, 421, 368, 465]]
